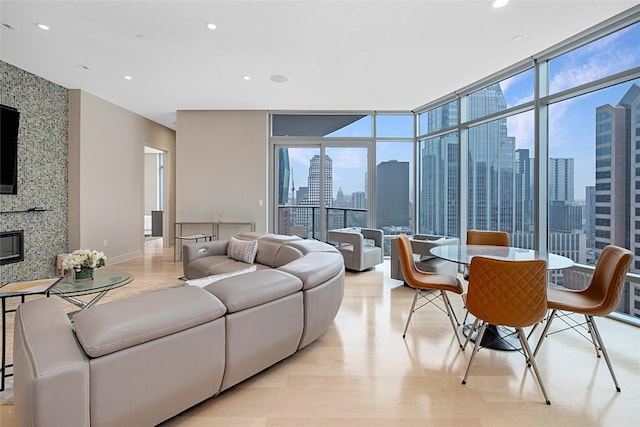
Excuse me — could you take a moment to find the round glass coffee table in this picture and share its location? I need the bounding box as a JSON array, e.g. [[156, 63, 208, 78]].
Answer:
[[52, 270, 133, 312]]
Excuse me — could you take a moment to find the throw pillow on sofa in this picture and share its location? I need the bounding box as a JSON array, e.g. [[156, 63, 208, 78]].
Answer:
[[185, 265, 258, 288], [227, 236, 259, 264]]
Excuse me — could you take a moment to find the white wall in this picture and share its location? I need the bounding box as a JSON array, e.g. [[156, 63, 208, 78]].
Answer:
[[68, 90, 176, 263], [176, 110, 268, 234]]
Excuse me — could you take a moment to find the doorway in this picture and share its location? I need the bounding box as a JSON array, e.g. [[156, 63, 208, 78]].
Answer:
[[144, 146, 165, 246]]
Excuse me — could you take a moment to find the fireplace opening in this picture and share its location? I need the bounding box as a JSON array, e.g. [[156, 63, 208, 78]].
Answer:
[[0, 230, 24, 265]]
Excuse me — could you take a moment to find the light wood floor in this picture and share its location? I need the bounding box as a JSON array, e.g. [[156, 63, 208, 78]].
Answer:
[[2, 238, 639, 426]]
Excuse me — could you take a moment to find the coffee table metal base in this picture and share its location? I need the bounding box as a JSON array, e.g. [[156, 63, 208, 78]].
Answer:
[[55, 287, 112, 311], [52, 271, 133, 318]]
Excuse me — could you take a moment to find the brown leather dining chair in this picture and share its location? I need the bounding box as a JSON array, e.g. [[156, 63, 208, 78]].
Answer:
[[463, 230, 510, 281], [462, 256, 550, 405], [396, 234, 464, 348], [533, 244, 632, 392], [462, 229, 511, 323], [466, 229, 510, 247]]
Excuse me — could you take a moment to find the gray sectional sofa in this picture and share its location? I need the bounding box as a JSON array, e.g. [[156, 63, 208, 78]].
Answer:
[[13, 233, 345, 427]]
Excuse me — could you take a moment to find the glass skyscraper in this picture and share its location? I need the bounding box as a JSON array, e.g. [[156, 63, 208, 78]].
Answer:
[[376, 160, 410, 230]]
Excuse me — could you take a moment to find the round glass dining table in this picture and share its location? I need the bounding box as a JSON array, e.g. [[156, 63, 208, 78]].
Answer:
[[430, 244, 574, 351], [430, 244, 575, 270]]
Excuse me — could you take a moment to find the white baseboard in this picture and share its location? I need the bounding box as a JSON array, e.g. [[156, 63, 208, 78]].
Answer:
[[107, 250, 143, 266]]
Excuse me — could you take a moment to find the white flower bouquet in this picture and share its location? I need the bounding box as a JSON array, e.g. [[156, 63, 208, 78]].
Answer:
[[62, 249, 107, 271]]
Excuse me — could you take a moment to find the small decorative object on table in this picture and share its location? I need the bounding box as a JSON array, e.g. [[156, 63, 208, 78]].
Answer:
[[62, 249, 107, 282]]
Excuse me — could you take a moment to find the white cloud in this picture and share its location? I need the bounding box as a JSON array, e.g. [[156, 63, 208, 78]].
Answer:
[[329, 147, 366, 169], [549, 27, 640, 93], [507, 110, 534, 150]]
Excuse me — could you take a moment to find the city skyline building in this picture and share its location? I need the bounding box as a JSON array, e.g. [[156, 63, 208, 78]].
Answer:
[[549, 158, 575, 204], [376, 160, 410, 230], [516, 148, 533, 233], [351, 191, 366, 210], [585, 185, 596, 249], [420, 83, 520, 235], [594, 83, 640, 317], [419, 132, 459, 236], [594, 84, 640, 263], [307, 154, 333, 209]]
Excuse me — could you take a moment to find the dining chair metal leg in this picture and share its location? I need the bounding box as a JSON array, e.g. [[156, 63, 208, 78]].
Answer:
[[403, 288, 462, 345], [585, 315, 603, 358], [533, 309, 557, 357], [587, 315, 621, 392], [402, 288, 420, 338], [462, 321, 487, 385], [534, 310, 621, 392], [526, 318, 543, 341], [462, 318, 480, 351], [517, 328, 551, 405], [441, 291, 463, 349]]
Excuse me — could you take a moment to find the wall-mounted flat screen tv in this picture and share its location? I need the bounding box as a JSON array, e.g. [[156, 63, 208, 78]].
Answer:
[[0, 104, 20, 195]]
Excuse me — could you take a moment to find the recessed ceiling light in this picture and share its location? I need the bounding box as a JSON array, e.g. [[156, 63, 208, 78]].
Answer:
[[1, 23, 16, 30], [512, 35, 524, 42], [77, 65, 91, 71], [35, 23, 50, 31], [242, 75, 251, 81], [492, 0, 509, 8], [270, 74, 289, 84], [123, 75, 133, 80], [206, 23, 216, 30]]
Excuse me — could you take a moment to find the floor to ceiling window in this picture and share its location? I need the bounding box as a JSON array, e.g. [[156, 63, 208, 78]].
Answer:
[[271, 114, 373, 241], [417, 101, 459, 237], [467, 111, 535, 239], [544, 19, 640, 316], [270, 113, 413, 249], [270, 12, 640, 322], [415, 14, 640, 321], [375, 114, 414, 254]]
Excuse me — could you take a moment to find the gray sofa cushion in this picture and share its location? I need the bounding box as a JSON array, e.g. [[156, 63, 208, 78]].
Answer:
[[188, 255, 253, 278], [286, 238, 339, 254], [278, 252, 344, 290], [254, 234, 302, 267], [205, 269, 303, 313], [73, 286, 226, 357]]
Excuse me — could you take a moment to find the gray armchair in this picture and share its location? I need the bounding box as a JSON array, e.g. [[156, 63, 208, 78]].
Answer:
[[390, 234, 459, 280], [328, 228, 383, 272]]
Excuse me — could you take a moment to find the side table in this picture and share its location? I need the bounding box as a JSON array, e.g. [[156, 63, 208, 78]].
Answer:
[[0, 277, 61, 391]]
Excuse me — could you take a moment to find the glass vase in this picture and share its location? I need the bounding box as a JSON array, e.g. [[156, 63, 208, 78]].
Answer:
[[74, 266, 94, 282]]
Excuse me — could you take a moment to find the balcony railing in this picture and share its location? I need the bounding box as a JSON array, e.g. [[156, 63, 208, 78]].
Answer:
[[277, 205, 367, 240]]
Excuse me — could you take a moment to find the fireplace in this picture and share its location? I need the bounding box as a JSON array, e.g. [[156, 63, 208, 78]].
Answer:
[[0, 230, 24, 265]]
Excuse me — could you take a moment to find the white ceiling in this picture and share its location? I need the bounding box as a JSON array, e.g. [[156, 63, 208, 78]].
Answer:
[[1, 0, 638, 129]]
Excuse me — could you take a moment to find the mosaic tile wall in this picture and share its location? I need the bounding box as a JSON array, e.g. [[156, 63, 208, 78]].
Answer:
[[0, 61, 68, 283]]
